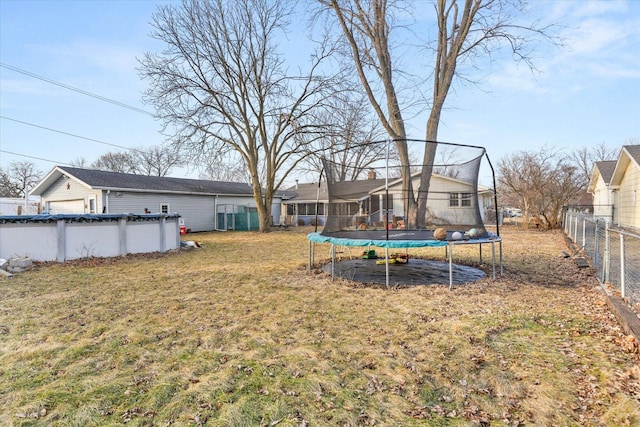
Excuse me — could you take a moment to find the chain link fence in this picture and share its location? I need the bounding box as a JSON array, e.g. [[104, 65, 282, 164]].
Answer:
[[564, 210, 640, 310]]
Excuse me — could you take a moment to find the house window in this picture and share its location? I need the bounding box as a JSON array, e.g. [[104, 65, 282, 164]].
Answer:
[[449, 193, 473, 207], [311, 203, 324, 215], [88, 198, 96, 214], [160, 203, 170, 214], [331, 202, 359, 216], [286, 203, 324, 216]]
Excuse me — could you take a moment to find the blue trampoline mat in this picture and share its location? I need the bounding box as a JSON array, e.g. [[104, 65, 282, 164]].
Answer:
[[308, 231, 498, 249]]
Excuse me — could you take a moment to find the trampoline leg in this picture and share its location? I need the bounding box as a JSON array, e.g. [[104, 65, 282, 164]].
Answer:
[[491, 241, 496, 280], [499, 240, 504, 275], [307, 240, 316, 272], [448, 243, 453, 290], [331, 244, 336, 281], [479, 244, 483, 264], [385, 247, 390, 289]]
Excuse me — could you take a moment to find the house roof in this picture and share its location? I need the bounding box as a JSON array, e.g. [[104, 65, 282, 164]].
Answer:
[[30, 166, 263, 197], [283, 178, 387, 203], [595, 161, 617, 184], [611, 145, 640, 187], [283, 182, 328, 203], [587, 160, 617, 193]]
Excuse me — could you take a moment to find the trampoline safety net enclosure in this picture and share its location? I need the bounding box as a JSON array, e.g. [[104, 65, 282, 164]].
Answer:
[[314, 139, 497, 243], [307, 139, 502, 287]]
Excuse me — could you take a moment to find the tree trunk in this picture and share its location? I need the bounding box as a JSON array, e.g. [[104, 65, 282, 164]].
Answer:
[[253, 184, 273, 233]]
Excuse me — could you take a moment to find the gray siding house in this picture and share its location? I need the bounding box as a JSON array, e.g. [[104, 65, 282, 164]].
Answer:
[[30, 166, 284, 232]]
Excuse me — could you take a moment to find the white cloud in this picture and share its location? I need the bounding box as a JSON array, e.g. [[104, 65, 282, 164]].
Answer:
[[485, 61, 550, 94], [567, 18, 628, 55], [571, 0, 628, 19]]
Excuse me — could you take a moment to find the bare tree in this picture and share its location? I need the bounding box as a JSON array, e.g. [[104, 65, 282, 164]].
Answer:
[[0, 161, 43, 198], [91, 151, 139, 174], [140, 0, 338, 231], [498, 147, 583, 228], [85, 145, 182, 176], [299, 94, 388, 182], [433, 144, 461, 178], [136, 145, 184, 177], [320, 0, 417, 222], [0, 169, 20, 197], [322, 0, 558, 227], [198, 151, 251, 183], [569, 143, 620, 186], [69, 157, 89, 168]]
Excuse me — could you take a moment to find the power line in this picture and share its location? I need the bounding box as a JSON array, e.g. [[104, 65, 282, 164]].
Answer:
[[0, 149, 74, 167], [0, 62, 154, 116], [0, 115, 144, 154]]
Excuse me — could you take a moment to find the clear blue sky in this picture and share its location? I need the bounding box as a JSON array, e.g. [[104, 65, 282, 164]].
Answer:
[[1, 0, 639, 183]]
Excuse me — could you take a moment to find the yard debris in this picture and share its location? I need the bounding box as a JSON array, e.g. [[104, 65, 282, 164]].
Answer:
[[180, 240, 202, 248], [575, 257, 589, 268], [8, 257, 32, 272], [1, 257, 33, 277]]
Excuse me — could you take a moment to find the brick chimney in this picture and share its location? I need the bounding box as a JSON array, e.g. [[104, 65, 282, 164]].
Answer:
[[368, 170, 376, 180]]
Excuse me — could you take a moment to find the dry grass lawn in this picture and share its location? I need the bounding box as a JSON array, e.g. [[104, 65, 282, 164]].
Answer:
[[0, 226, 639, 426]]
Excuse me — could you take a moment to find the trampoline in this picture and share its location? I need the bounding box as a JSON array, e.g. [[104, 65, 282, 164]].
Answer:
[[306, 139, 503, 288]]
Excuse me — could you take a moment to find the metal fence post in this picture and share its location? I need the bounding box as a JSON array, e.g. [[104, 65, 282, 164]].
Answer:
[[582, 217, 586, 248], [594, 219, 599, 270], [604, 221, 610, 284], [620, 233, 626, 299]]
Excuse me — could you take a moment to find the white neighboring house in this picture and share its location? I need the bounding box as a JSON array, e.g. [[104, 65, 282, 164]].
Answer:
[[609, 145, 640, 230], [587, 160, 617, 220], [282, 171, 494, 227], [0, 197, 40, 216], [370, 172, 494, 225], [30, 166, 285, 232]]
